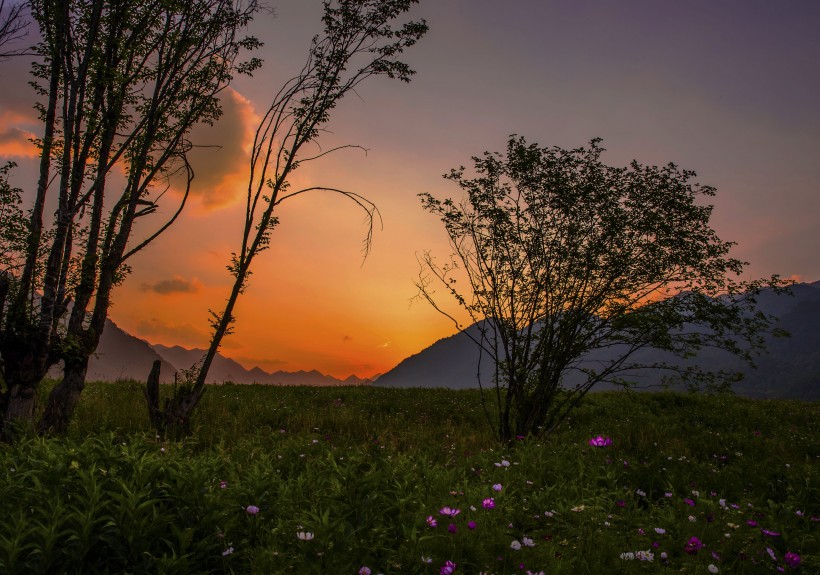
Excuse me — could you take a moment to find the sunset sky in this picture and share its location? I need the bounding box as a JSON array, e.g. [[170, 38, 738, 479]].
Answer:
[[1, 1, 819, 379]]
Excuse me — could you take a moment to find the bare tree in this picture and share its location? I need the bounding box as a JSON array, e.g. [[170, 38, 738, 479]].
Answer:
[[0, 0, 261, 435], [418, 137, 790, 444], [0, 0, 29, 60], [146, 0, 428, 431]]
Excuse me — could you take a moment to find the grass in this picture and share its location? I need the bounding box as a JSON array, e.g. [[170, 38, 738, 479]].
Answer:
[[0, 382, 817, 573]]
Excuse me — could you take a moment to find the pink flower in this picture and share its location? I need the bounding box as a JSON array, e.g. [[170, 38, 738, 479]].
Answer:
[[588, 436, 612, 447], [447, 523, 457, 533], [358, 567, 371, 575], [440, 560, 457, 574], [492, 483, 503, 492], [245, 505, 259, 515], [219, 480, 228, 489], [467, 521, 476, 530], [426, 516, 437, 528], [684, 498, 696, 507], [761, 528, 780, 537], [684, 536, 703, 555], [483, 498, 495, 509], [439, 506, 461, 517], [784, 552, 801, 568]]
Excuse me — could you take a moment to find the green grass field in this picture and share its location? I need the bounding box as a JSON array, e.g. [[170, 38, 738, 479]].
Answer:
[[1, 382, 817, 574]]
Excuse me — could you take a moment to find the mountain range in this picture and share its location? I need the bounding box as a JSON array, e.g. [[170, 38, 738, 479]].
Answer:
[[74, 321, 372, 386], [375, 281, 820, 400]]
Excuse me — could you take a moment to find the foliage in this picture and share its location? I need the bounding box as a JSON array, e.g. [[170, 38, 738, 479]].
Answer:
[[418, 136, 791, 443], [0, 383, 817, 573], [0, 0, 261, 432]]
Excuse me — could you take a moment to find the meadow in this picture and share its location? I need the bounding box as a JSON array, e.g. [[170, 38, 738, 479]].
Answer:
[[0, 382, 817, 574]]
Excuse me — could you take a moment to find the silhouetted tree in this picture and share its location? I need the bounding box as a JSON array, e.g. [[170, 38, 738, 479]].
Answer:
[[0, 0, 261, 435], [148, 0, 427, 431], [0, 0, 29, 61], [418, 136, 789, 444]]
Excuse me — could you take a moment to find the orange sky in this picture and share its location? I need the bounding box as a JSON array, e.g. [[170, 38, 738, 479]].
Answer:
[[2, 1, 819, 378]]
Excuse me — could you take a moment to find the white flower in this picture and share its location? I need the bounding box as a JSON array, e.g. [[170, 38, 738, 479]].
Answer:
[[688, 515, 697, 522], [635, 550, 654, 562], [654, 527, 666, 534], [708, 565, 719, 574], [522, 536, 535, 547], [222, 547, 234, 556], [719, 498, 727, 508], [421, 556, 432, 564], [296, 531, 314, 541], [510, 540, 522, 550], [619, 552, 635, 560], [636, 489, 646, 497], [660, 552, 668, 560], [691, 490, 700, 497]]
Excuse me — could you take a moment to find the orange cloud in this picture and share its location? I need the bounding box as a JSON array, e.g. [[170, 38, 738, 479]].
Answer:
[[175, 87, 257, 209], [135, 318, 209, 349], [0, 109, 38, 158]]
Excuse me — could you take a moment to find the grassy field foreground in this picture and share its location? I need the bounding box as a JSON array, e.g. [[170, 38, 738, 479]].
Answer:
[[0, 383, 817, 574]]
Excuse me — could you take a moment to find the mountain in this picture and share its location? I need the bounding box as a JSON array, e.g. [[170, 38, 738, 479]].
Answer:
[[376, 282, 820, 400], [49, 319, 179, 383], [150, 344, 370, 386]]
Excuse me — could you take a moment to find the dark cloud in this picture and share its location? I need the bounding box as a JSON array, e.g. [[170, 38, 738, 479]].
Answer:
[[140, 275, 201, 295], [135, 318, 208, 348]]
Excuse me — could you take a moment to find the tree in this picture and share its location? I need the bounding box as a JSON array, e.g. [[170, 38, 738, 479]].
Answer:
[[0, 0, 261, 435], [418, 136, 789, 444], [146, 0, 427, 431], [0, 0, 29, 61]]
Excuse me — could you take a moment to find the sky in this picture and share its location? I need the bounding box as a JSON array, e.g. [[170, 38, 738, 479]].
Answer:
[[1, 1, 819, 379]]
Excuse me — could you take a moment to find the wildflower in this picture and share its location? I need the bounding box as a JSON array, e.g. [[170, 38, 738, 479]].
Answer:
[[637, 528, 645, 535], [421, 556, 433, 564], [719, 499, 726, 508], [589, 435, 612, 447], [440, 506, 461, 517], [654, 528, 666, 535], [468, 521, 477, 530], [684, 536, 703, 555], [359, 568, 371, 575], [544, 510, 555, 517], [664, 492, 673, 498], [746, 520, 758, 527], [522, 536, 535, 547], [761, 528, 780, 537], [296, 531, 314, 541], [795, 510, 804, 517], [619, 552, 635, 560], [483, 498, 496, 509], [222, 547, 234, 556], [688, 515, 697, 522], [571, 505, 585, 512], [636, 489, 647, 497], [426, 516, 438, 528], [616, 500, 626, 508], [635, 550, 654, 562], [660, 552, 668, 560], [447, 523, 457, 533], [492, 483, 503, 492], [245, 505, 260, 515], [684, 498, 696, 506], [510, 540, 522, 550], [766, 547, 777, 562], [440, 560, 457, 575], [219, 480, 228, 489], [708, 564, 719, 574], [784, 552, 801, 568], [692, 490, 700, 497]]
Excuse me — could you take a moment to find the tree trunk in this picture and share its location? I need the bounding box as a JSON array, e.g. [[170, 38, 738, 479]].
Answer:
[[38, 356, 89, 434], [4, 383, 37, 430]]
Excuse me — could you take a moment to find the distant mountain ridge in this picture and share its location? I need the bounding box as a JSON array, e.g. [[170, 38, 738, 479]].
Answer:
[[376, 282, 820, 400], [71, 320, 371, 386]]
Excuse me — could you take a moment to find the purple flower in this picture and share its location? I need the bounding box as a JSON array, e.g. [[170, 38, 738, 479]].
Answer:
[[483, 498, 495, 509], [492, 483, 503, 492], [426, 516, 437, 528], [616, 500, 626, 508], [440, 560, 457, 575], [684, 498, 696, 507], [358, 567, 371, 575], [746, 520, 758, 527], [439, 506, 461, 517], [447, 523, 457, 533], [684, 536, 703, 555], [761, 529, 780, 537], [219, 480, 228, 489], [245, 505, 260, 515], [784, 552, 801, 568], [588, 436, 612, 447], [467, 521, 476, 530]]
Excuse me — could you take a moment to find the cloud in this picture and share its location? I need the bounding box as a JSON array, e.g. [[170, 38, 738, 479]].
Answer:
[[377, 341, 391, 348], [173, 87, 257, 209], [0, 110, 39, 158], [140, 275, 202, 295], [135, 318, 209, 348]]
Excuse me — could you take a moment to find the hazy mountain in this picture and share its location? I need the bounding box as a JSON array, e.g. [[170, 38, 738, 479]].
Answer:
[[376, 282, 820, 400], [151, 344, 371, 386], [49, 319, 179, 383]]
